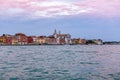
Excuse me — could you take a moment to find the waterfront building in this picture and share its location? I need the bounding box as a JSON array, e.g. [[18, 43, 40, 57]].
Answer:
[[77, 38, 86, 44], [27, 36, 33, 44], [53, 29, 71, 44], [0, 34, 7, 45], [15, 33, 27, 45], [5, 34, 12, 45], [37, 36, 47, 44], [0, 30, 103, 45], [93, 39, 103, 45], [70, 38, 78, 45], [58, 34, 71, 44], [46, 36, 57, 45], [12, 36, 18, 45], [70, 38, 86, 45], [0, 37, 2, 44], [31, 36, 38, 44], [0, 36, 6, 45]]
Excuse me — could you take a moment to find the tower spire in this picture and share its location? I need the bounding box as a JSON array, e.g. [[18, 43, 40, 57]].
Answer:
[[55, 29, 57, 34], [54, 29, 57, 34], [53, 29, 57, 38]]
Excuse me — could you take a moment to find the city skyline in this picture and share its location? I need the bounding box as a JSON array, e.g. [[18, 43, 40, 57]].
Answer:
[[0, 30, 103, 45], [0, 0, 120, 41]]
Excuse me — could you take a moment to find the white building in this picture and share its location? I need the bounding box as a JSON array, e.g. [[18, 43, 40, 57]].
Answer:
[[53, 29, 71, 44]]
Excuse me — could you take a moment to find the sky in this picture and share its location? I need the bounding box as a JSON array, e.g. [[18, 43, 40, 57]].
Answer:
[[0, 0, 120, 41]]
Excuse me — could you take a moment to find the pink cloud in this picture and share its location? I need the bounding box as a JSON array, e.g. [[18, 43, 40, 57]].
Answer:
[[0, 0, 120, 18], [75, 0, 120, 17]]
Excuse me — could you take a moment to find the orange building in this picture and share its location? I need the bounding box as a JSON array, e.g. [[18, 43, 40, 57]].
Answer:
[[0, 34, 7, 45], [12, 36, 18, 45]]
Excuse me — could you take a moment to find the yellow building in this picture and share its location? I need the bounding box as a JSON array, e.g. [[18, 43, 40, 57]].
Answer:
[[37, 36, 47, 44], [0, 37, 3, 44], [77, 39, 86, 44], [0, 36, 6, 44]]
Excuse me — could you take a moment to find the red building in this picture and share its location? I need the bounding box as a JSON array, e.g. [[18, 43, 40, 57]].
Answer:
[[6, 37, 12, 45], [27, 36, 33, 44]]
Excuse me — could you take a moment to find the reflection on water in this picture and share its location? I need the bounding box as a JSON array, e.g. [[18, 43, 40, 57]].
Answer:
[[0, 45, 120, 80]]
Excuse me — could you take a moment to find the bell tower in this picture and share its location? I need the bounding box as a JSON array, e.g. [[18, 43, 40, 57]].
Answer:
[[53, 29, 57, 38], [54, 29, 57, 35]]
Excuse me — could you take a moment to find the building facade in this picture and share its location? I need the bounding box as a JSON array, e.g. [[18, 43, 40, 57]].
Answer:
[[27, 36, 33, 44], [37, 36, 47, 44], [46, 36, 57, 45], [15, 33, 27, 45], [53, 29, 71, 44]]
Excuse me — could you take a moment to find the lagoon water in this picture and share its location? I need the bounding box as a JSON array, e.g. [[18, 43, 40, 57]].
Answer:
[[0, 45, 120, 80]]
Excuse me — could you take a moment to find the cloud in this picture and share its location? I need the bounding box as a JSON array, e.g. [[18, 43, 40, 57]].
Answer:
[[0, 0, 120, 18], [75, 0, 120, 17], [29, 1, 92, 18]]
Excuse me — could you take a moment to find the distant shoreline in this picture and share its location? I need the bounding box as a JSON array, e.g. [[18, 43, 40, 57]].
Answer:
[[0, 44, 120, 46]]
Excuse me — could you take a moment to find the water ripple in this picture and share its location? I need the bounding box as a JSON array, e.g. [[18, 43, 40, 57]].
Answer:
[[0, 45, 120, 80]]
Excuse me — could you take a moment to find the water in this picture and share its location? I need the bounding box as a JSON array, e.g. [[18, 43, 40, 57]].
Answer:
[[0, 45, 120, 80]]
